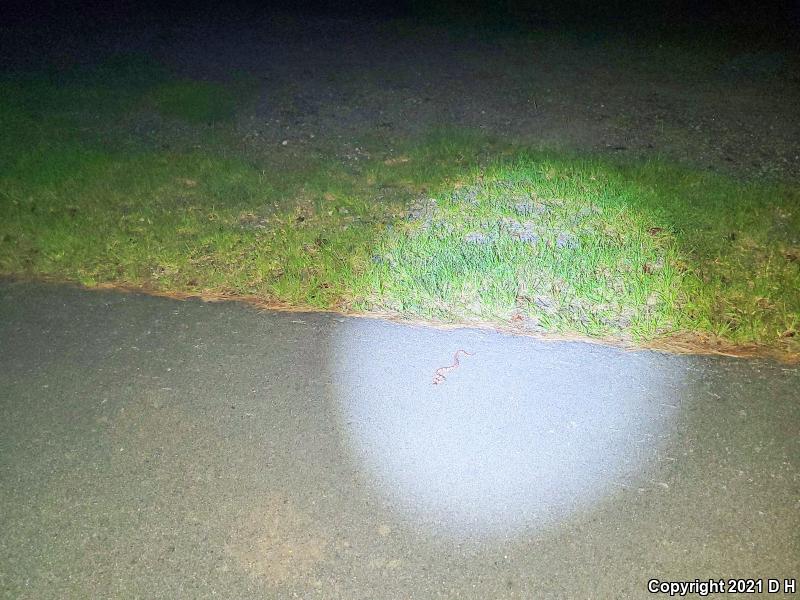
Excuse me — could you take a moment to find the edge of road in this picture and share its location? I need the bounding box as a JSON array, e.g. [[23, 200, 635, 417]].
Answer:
[[3, 274, 798, 365]]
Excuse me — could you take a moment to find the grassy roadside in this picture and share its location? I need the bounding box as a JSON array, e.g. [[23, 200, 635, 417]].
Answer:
[[1, 56, 798, 356]]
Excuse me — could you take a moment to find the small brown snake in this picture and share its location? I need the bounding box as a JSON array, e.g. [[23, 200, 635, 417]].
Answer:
[[432, 349, 474, 385]]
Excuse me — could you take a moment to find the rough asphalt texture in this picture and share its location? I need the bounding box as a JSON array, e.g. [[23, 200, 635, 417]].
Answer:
[[1, 280, 798, 599]]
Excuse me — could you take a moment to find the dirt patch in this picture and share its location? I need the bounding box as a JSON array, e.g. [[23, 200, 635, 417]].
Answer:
[[17, 15, 797, 182], [226, 494, 330, 585], [199, 19, 799, 181]]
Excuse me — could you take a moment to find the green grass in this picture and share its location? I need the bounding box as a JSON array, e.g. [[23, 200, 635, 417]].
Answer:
[[1, 56, 798, 356], [149, 80, 239, 124], [358, 148, 799, 350]]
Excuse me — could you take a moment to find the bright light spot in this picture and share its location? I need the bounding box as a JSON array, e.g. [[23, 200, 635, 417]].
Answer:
[[332, 319, 679, 538]]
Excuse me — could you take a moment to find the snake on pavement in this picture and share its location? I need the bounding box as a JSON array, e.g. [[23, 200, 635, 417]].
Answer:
[[432, 349, 474, 385]]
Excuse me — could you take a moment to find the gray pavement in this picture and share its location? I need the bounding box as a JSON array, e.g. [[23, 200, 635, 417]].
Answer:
[[1, 280, 798, 599]]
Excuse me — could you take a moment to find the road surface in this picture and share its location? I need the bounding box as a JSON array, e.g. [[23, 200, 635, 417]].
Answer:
[[1, 280, 798, 598]]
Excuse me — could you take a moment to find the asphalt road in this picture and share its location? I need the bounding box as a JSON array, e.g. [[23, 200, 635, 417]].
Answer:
[[1, 280, 798, 599]]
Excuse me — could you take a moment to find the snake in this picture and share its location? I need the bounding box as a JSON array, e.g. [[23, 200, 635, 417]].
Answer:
[[432, 349, 474, 385]]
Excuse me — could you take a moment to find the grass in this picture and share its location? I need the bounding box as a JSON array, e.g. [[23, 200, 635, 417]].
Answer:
[[1, 55, 798, 356], [149, 79, 241, 124]]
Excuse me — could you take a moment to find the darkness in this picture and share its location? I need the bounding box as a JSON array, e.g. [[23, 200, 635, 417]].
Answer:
[[3, 0, 799, 37]]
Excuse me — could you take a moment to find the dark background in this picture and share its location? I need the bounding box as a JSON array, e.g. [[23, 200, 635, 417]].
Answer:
[[3, 0, 799, 35]]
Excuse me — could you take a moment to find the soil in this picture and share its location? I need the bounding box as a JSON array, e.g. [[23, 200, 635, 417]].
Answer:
[[5, 15, 798, 180], [138, 16, 800, 181]]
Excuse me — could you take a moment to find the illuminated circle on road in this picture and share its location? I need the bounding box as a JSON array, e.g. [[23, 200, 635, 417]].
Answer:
[[332, 319, 679, 537]]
